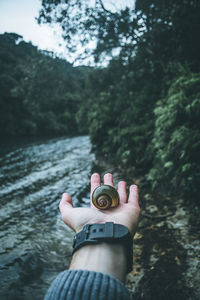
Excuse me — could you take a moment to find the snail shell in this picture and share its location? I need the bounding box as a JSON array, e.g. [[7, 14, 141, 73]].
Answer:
[[92, 185, 120, 210]]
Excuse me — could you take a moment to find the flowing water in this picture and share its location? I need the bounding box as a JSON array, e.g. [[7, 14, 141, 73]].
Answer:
[[0, 136, 95, 300], [1, 136, 199, 300]]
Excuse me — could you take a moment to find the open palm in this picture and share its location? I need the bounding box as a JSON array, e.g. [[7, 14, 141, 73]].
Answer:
[[59, 173, 140, 235]]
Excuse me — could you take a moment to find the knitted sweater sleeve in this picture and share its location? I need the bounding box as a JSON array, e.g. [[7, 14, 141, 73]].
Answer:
[[44, 270, 131, 300]]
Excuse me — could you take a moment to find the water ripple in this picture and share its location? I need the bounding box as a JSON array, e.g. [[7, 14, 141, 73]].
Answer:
[[0, 136, 94, 299]]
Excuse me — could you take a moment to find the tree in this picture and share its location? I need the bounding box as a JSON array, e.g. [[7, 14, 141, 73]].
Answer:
[[38, 1, 200, 201], [38, 0, 200, 69], [38, 0, 137, 63]]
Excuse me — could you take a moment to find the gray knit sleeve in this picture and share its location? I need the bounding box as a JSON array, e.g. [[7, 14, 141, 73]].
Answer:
[[44, 270, 131, 300]]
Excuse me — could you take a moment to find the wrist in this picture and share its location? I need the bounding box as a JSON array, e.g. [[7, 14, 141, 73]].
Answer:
[[69, 242, 127, 282], [70, 222, 133, 282]]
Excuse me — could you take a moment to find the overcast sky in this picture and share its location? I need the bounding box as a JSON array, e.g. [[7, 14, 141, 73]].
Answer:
[[0, 0, 68, 58]]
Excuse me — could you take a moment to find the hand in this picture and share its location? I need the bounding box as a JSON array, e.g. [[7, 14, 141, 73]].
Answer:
[[59, 173, 140, 235]]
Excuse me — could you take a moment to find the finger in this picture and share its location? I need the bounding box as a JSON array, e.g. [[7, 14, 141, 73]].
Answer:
[[59, 193, 78, 231], [59, 193, 73, 220], [103, 173, 114, 187], [90, 173, 101, 205], [59, 193, 73, 211], [128, 185, 140, 207], [117, 181, 127, 204]]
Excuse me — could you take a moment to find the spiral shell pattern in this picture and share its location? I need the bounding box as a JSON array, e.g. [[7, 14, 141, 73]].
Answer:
[[92, 185, 120, 210]]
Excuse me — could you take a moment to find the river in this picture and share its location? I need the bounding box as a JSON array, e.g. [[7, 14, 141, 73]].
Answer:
[[1, 136, 199, 300], [0, 136, 95, 300]]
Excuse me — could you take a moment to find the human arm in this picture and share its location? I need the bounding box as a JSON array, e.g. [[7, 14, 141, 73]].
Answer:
[[59, 173, 140, 282], [44, 173, 140, 300]]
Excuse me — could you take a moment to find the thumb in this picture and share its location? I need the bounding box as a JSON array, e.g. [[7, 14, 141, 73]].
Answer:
[[59, 193, 75, 228], [59, 193, 73, 214]]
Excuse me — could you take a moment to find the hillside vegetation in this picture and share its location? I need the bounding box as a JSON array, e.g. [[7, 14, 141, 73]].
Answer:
[[1, 0, 200, 201]]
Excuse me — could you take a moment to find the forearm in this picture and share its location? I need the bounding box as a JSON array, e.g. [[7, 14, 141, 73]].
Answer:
[[69, 243, 127, 282], [45, 173, 139, 299]]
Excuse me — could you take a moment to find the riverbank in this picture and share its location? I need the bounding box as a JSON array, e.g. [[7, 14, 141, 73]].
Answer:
[[127, 190, 200, 300], [93, 156, 200, 300]]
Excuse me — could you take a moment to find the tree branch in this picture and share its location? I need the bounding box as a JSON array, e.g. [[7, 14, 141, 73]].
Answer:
[[99, 0, 115, 15]]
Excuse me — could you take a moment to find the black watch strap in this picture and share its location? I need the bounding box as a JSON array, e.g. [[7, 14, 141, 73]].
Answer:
[[72, 222, 133, 273]]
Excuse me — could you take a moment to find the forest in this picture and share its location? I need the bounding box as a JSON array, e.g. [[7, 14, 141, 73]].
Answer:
[[1, 1, 200, 299], [0, 32, 89, 137], [1, 0, 200, 203]]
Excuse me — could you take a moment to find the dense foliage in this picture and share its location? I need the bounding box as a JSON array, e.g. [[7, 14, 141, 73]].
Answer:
[[148, 71, 200, 198], [38, 0, 200, 200], [0, 32, 87, 136], [38, 0, 200, 68], [1, 0, 200, 200]]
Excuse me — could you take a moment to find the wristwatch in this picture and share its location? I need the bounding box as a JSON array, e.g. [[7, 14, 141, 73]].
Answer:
[[72, 222, 133, 273]]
